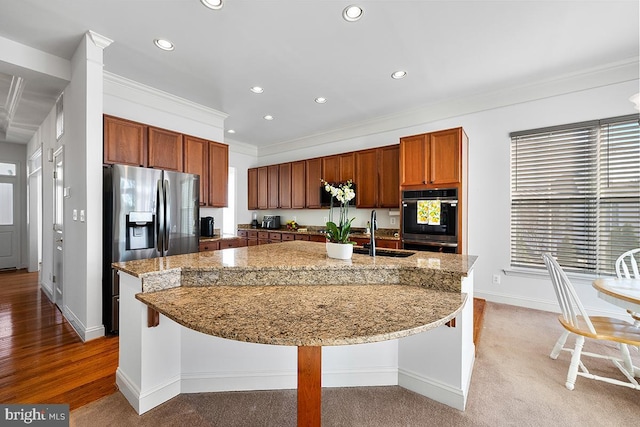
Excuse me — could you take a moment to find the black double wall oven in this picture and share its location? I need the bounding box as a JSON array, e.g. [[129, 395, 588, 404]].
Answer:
[[401, 188, 458, 253]]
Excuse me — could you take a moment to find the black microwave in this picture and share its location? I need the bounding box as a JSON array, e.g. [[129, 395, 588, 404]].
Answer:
[[320, 183, 357, 207]]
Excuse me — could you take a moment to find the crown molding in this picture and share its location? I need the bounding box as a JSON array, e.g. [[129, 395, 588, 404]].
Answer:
[[224, 137, 258, 156], [104, 71, 229, 124], [256, 57, 640, 158]]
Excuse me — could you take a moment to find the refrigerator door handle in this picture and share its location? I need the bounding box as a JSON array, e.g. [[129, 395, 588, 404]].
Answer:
[[156, 178, 164, 252], [163, 179, 171, 252]]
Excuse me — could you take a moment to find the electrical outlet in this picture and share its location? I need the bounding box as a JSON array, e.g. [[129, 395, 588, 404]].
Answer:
[[390, 217, 396, 225], [492, 273, 501, 285]]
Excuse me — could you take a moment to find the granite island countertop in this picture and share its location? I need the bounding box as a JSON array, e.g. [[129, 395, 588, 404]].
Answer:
[[114, 241, 476, 346], [136, 284, 467, 346]]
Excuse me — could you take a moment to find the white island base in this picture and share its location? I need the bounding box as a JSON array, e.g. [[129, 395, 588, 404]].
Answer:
[[116, 270, 475, 415]]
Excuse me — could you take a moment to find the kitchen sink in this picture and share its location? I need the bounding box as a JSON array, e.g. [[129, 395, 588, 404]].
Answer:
[[352, 247, 415, 258]]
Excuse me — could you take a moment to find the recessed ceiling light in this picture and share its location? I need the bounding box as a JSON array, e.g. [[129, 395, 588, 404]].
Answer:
[[315, 97, 327, 104], [227, 129, 236, 134], [250, 86, 264, 94], [343, 5, 363, 22], [201, 0, 223, 10], [153, 38, 174, 51], [391, 70, 407, 79], [264, 115, 274, 121]]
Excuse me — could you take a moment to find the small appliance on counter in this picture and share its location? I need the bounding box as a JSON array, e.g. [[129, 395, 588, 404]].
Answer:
[[200, 216, 215, 237], [261, 215, 281, 229], [251, 212, 259, 229]]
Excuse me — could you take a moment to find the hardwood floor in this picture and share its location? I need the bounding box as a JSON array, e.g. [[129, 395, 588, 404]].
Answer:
[[0, 269, 118, 410]]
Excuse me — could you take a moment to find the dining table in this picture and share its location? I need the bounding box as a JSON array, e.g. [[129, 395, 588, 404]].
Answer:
[[592, 277, 640, 316]]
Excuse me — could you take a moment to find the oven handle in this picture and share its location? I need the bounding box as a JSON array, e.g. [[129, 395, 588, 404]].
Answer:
[[402, 240, 459, 248]]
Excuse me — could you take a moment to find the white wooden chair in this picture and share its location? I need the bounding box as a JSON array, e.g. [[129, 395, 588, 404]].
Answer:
[[615, 248, 640, 326], [542, 253, 640, 390]]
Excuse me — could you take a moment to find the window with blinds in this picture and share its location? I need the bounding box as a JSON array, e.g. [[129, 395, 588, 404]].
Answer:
[[510, 114, 640, 275]]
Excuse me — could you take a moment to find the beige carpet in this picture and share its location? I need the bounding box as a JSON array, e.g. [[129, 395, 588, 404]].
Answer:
[[71, 302, 640, 426]]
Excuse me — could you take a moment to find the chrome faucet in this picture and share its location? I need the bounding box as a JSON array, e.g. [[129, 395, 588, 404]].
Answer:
[[369, 210, 377, 256]]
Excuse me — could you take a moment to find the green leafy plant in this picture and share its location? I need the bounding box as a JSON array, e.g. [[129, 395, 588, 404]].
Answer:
[[321, 179, 356, 244]]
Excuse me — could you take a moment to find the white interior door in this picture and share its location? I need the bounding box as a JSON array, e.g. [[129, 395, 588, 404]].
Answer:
[[0, 161, 19, 270], [53, 148, 64, 307]]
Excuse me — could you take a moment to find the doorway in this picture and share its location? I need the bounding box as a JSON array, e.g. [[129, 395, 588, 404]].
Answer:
[[0, 161, 19, 270], [53, 147, 64, 307]]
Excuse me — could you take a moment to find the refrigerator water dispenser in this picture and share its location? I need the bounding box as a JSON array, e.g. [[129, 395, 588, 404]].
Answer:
[[126, 211, 155, 250]]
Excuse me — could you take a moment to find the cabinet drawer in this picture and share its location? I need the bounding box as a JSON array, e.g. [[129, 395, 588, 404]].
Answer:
[[281, 233, 295, 241], [237, 230, 248, 237], [199, 241, 220, 252], [294, 234, 310, 241], [309, 234, 327, 242], [247, 230, 259, 238], [269, 232, 282, 241], [376, 239, 400, 249], [258, 231, 270, 239], [219, 238, 246, 249]]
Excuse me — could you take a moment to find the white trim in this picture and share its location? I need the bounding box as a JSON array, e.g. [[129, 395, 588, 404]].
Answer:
[[224, 137, 259, 156], [257, 57, 639, 157], [116, 368, 181, 415], [398, 367, 469, 411], [104, 72, 228, 124], [87, 30, 113, 50]]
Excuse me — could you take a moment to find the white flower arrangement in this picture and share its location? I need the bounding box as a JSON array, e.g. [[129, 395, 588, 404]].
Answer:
[[321, 179, 356, 244]]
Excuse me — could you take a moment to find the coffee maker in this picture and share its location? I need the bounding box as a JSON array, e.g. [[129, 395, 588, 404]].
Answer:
[[251, 212, 259, 229]]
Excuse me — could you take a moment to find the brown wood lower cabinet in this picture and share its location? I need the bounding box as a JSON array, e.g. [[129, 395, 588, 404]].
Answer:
[[294, 234, 310, 241], [219, 238, 246, 249], [199, 241, 220, 252], [350, 236, 400, 249]]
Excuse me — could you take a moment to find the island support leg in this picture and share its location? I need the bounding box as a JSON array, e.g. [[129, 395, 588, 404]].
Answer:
[[297, 346, 321, 427]]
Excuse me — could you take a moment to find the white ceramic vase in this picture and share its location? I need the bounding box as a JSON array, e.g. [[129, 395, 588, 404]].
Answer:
[[326, 242, 353, 260]]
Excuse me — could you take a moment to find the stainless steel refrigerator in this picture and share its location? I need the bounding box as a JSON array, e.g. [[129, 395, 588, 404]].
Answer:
[[103, 164, 200, 334]]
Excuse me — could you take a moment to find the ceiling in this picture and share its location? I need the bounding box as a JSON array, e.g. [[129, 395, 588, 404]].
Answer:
[[0, 0, 638, 149]]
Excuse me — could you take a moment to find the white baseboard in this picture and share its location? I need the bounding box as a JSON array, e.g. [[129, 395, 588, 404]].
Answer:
[[398, 367, 468, 411], [322, 367, 398, 388], [116, 368, 181, 415], [475, 290, 626, 318]]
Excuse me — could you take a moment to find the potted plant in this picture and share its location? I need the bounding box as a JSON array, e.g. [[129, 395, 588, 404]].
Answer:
[[322, 179, 356, 259]]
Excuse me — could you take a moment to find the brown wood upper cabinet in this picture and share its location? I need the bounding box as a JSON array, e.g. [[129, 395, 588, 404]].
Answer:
[[207, 140, 229, 207], [291, 161, 306, 209], [306, 158, 323, 208], [278, 163, 292, 209], [183, 135, 208, 206], [400, 128, 465, 187], [355, 145, 399, 208], [267, 164, 279, 209], [322, 153, 354, 183], [248, 168, 258, 210], [182, 136, 228, 207], [257, 166, 268, 209], [148, 126, 183, 171], [103, 115, 148, 167]]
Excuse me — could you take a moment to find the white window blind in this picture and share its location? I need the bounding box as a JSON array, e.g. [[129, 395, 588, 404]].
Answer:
[[510, 115, 640, 275]]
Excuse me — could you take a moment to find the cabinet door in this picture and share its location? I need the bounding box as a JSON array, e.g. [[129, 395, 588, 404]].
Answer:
[[378, 145, 399, 208], [267, 164, 279, 208], [305, 158, 323, 208], [321, 155, 340, 183], [207, 141, 228, 207], [148, 127, 183, 171], [429, 128, 461, 185], [278, 163, 291, 209], [248, 168, 258, 210], [340, 153, 355, 182], [183, 135, 208, 206], [291, 161, 306, 209], [257, 166, 268, 209], [399, 134, 427, 186], [355, 149, 378, 208], [103, 115, 147, 166]]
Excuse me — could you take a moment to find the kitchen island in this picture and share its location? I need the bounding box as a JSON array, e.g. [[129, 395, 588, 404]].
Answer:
[[113, 241, 477, 421]]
